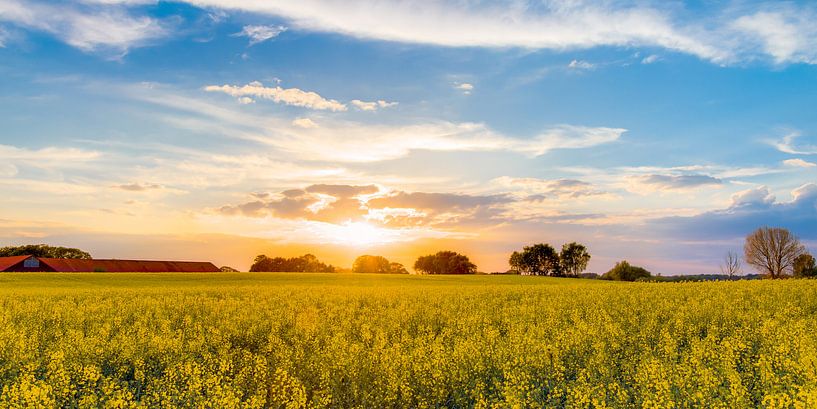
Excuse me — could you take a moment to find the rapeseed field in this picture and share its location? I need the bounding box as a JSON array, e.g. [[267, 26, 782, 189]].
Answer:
[[0, 273, 815, 408]]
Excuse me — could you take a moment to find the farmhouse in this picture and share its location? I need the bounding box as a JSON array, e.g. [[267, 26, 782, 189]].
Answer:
[[0, 255, 219, 272]]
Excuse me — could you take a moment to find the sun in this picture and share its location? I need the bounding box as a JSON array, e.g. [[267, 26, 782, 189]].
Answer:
[[321, 221, 398, 247]]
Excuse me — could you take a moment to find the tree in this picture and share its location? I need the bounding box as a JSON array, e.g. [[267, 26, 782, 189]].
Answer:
[[720, 251, 741, 278], [413, 251, 477, 274], [352, 255, 407, 274], [744, 227, 806, 279], [219, 266, 239, 272], [601, 261, 652, 281], [508, 243, 560, 276], [0, 244, 91, 259], [559, 242, 591, 277], [249, 254, 336, 272], [794, 253, 817, 278]]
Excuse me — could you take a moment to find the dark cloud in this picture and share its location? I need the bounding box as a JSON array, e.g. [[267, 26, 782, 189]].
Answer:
[[652, 184, 817, 241], [218, 186, 513, 228]]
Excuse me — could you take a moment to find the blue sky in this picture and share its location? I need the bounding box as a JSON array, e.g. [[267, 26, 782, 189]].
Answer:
[[1, 0, 816, 273]]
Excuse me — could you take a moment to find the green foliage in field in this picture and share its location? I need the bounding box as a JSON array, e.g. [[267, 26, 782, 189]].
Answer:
[[1, 273, 817, 408]]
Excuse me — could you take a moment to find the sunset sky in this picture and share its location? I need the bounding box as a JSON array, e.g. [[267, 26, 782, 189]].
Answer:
[[1, 1, 816, 273]]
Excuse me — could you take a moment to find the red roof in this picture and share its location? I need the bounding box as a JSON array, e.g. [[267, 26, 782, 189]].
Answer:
[[0, 255, 31, 271], [38, 258, 220, 273]]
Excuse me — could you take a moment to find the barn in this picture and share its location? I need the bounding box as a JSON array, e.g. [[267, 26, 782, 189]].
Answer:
[[0, 256, 220, 272]]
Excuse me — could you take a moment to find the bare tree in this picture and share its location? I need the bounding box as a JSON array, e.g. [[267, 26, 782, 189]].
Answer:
[[720, 251, 741, 278], [744, 227, 806, 279]]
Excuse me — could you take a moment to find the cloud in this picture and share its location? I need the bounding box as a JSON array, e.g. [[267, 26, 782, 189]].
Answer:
[[731, 8, 817, 65], [641, 54, 660, 64], [292, 117, 317, 128], [568, 60, 595, 70], [204, 81, 347, 111], [0, 164, 17, 177], [769, 131, 817, 155], [350, 99, 398, 111], [0, 26, 7, 47], [266, 122, 625, 162], [233, 24, 287, 45], [114, 182, 163, 192], [180, 0, 728, 63], [493, 177, 609, 199], [654, 184, 817, 242], [628, 174, 722, 192], [454, 83, 474, 94], [0, 0, 167, 54], [135, 84, 626, 162], [783, 158, 816, 168], [0, 144, 100, 163], [217, 184, 511, 230]]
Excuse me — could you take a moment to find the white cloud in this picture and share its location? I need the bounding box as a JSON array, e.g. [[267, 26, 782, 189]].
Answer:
[[236, 96, 254, 105], [204, 81, 347, 111], [730, 186, 775, 208], [732, 8, 817, 65], [350, 99, 398, 111], [641, 54, 660, 64], [292, 117, 317, 128], [255, 122, 625, 163], [182, 0, 727, 63], [568, 59, 594, 70], [233, 24, 287, 45], [0, 144, 100, 163], [0, 164, 17, 177], [454, 83, 474, 95], [784, 158, 817, 168], [769, 131, 817, 155], [0, 0, 166, 54]]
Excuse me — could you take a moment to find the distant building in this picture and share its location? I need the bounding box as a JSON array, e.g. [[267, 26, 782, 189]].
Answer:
[[0, 255, 219, 272]]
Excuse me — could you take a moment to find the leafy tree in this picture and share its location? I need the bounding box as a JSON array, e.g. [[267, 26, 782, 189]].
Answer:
[[414, 251, 477, 274], [0, 244, 91, 259], [559, 242, 591, 277], [601, 261, 652, 281], [508, 243, 560, 276], [794, 253, 817, 278], [389, 262, 409, 274], [744, 227, 806, 278], [249, 254, 336, 272], [352, 255, 408, 274], [219, 266, 239, 272]]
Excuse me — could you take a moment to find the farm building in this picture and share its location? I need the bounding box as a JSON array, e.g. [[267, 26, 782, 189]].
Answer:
[[0, 256, 219, 272]]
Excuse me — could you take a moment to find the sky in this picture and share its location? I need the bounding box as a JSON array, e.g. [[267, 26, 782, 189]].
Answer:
[[1, 0, 816, 274]]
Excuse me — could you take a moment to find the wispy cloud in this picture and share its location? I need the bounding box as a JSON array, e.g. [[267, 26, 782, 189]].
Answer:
[[627, 174, 723, 192], [568, 59, 595, 70], [136, 83, 626, 162], [204, 81, 347, 111], [768, 131, 817, 154], [783, 158, 816, 168], [641, 54, 660, 64], [0, 0, 167, 55], [232, 24, 287, 45]]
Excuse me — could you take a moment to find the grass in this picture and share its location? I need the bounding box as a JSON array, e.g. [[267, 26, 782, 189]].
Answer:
[[0, 273, 815, 407]]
